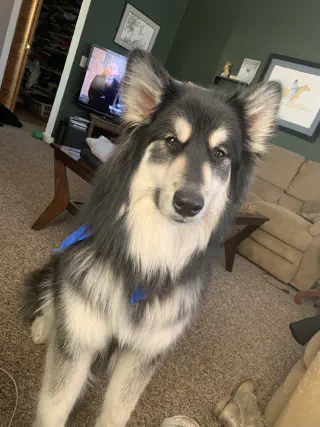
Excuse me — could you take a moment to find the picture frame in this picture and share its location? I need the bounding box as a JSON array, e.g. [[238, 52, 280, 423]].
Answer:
[[114, 3, 160, 52], [237, 58, 261, 84], [260, 54, 320, 142]]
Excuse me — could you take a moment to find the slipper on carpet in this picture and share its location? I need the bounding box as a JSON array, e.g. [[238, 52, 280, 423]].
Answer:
[[160, 416, 200, 427], [213, 380, 265, 427]]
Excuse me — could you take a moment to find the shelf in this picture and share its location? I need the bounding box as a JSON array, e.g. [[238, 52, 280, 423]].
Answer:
[[213, 75, 248, 87], [49, 32, 70, 39], [50, 4, 80, 13], [43, 47, 67, 56], [28, 88, 55, 99], [33, 84, 55, 95], [40, 50, 52, 57], [35, 36, 51, 42], [40, 65, 62, 76]]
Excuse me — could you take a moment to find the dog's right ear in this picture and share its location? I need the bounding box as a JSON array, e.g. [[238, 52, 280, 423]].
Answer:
[[121, 49, 172, 125]]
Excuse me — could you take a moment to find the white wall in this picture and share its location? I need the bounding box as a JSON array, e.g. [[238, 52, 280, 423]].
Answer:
[[0, 0, 22, 87], [45, 0, 91, 137], [0, 0, 15, 56]]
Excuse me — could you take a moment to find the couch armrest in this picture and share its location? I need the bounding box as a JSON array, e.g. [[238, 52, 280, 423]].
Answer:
[[271, 353, 320, 427], [305, 330, 320, 367], [309, 221, 320, 236]]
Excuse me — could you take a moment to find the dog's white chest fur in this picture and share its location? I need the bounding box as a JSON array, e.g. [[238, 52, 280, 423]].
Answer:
[[63, 268, 199, 358]]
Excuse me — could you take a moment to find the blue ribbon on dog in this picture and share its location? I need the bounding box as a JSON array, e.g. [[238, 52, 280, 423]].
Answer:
[[54, 224, 91, 252], [55, 224, 146, 304], [130, 288, 147, 304]]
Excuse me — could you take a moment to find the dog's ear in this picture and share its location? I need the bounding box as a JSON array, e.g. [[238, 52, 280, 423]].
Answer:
[[233, 81, 282, 156], [121, 49, 172, 125], [229, 81, 282, 205]]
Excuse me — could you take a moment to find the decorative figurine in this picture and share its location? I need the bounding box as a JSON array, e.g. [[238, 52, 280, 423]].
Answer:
[[221, 61, 232, 77]]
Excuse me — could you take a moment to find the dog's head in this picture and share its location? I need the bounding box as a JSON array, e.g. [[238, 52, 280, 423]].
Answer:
[[121, 50, 281, 229]]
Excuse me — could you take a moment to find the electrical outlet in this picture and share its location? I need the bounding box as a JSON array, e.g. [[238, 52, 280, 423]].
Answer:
[[80, 56, 88, 68]]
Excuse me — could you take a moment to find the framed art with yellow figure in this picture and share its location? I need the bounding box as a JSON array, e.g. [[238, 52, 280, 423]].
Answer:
[[261, 54, 320, 142]]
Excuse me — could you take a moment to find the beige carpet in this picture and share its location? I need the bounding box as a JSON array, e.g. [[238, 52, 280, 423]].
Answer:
[[0, 123, 318, 427]]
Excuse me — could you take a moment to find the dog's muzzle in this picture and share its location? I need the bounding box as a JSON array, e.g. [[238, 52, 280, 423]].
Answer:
[[173, 188, 204, 217]]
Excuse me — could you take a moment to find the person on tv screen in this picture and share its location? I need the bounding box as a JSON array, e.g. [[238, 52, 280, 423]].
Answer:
[[88, 61, 120, 114]]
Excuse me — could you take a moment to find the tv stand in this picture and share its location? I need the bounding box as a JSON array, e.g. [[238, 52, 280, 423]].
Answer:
[[88, 112, 121, 137]]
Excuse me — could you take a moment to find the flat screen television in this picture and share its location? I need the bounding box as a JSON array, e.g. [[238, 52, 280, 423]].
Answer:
[[78, 45, 127, 118]]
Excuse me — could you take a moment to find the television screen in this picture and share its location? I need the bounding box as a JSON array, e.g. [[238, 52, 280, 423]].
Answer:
[[79, 45, 127, 117]]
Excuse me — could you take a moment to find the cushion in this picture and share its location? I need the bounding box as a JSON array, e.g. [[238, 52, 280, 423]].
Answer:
[[301, 200, 320, 224], [309, 221, 320, 237], [272, 355, 320, 427], [264, 359, 306, 427], [304, 331, 320, 368], [278, 194, 303, 214], [255, 145, 305, 190], [287, 160, 320, 202], [249, 177, 284, 203], [238, 238, 299, 283], [250, 228, 303, 265], [251, 201, 313, 251], [291, 235, 320, 290]]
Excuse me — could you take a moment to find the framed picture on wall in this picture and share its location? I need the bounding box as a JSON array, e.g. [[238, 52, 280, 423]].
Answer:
[[260, 53, 320, 142], [114, 3, 160, 52]]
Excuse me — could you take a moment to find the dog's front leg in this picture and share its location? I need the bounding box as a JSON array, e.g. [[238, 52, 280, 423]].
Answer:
[[33, 335, 93, 427], [95, 349, 160, 427]]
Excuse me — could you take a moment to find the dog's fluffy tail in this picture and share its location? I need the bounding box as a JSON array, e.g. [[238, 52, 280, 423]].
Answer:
[[23, 257, 57, 323]]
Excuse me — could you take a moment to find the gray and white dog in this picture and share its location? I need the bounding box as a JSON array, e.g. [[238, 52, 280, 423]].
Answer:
[[24, 50, 281, 427]]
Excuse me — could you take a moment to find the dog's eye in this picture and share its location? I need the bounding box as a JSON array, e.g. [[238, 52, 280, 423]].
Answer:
[[214, 149, 226, 159], [165, 135, 179, 148]]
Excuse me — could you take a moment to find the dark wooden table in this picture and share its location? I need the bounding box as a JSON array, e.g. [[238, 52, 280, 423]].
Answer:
[[224, 211, 269, 272], [31, 144, 96, 230], [32, 112, 121, 230], [88, 113, 120, 137]]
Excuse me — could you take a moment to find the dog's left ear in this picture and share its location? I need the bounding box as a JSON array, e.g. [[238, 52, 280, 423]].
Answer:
[[121, 49, 172, 125], [229, 81, 282, 205], [234, 81, 282, 155]]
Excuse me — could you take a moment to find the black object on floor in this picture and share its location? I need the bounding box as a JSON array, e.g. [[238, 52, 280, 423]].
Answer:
[[0, 104, 23, 128], [289, 315, 320, 346]]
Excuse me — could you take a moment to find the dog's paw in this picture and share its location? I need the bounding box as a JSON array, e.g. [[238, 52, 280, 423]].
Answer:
[[31, 316, 48, 344]]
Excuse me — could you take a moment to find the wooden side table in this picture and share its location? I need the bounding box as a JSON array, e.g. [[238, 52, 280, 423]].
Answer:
[[224, 212, 269, 272], [87, 113, 121, 137], [32, 114, 121, 230], [31, 144, 95, 230]]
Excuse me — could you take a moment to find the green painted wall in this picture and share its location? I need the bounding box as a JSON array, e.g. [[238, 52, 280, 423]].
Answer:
[[165, 0, 239, 85], [56, 0, 187, 125], [167, 0, 320, 161], [215, 0, 320, 161]]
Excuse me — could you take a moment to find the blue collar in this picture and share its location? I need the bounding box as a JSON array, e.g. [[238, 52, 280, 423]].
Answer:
[[55, 225, 147, 304]]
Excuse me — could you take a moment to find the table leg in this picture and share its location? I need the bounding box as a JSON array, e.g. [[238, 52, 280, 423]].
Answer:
[[87, 120, 95, 137], [225, 224, 260, 272], [31, 154, 70, 230], [225, 240, 238, 272], [295, 282, 320, 305], [66, 201, 81, 216]]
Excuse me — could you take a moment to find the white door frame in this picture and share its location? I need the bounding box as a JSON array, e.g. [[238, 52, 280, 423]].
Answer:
[[45, 0, 92, 137], [0, 0, 23, 88]]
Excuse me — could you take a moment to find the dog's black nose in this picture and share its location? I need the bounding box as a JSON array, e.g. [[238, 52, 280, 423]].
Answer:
[[173, 188, 204, 217]]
